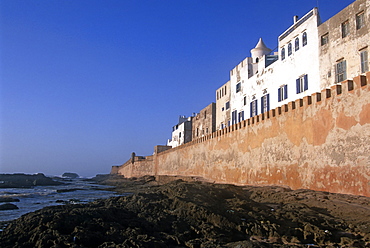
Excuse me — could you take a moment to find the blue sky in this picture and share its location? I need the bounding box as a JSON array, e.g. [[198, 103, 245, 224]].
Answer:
[[0, 0, 355, 177]]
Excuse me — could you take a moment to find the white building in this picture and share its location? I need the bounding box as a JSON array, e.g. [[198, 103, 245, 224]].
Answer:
[[167, 116, 192, 148], [222, 7, 322, 127]]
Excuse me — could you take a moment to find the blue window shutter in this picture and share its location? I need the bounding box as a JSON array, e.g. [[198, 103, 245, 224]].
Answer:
[[278, 88, 281, 102], [261, 97, 264, 113], [304, 74, 308, 91], [296, 78, 300, 94], [250, 102, 253, 117], [343, 61, 347, 80], [267, 94, 270, 111], [256, 100, 258, 115], [284, 84, 288, 99]]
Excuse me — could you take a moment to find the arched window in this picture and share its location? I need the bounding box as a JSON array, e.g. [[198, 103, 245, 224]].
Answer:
[[256, 58, 259, 63], [288, 43, 292, 56], [281, 48, 285, 60], [302, 32, 307, 46], [295, 37, 299, 51]]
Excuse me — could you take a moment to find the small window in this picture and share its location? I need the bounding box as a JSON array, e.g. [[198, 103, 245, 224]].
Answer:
[[261, 94, 270, 114], [281, 47, 285, 60], [243, 96, 247, 105], [224, 86, 227, 95], [236, 82, 241, 93], [250, 100, 258, 117], [232, 110, 237, 125], [296, 74, 308, 94], [341, 20, 350, 38], [278, 85, 288, 102], [288, 43, 292, 56], [321, 33, 329, 46], [356, 11, 365, 30], [335, 60, 347, 82], [302, 32, 307, 46], [295, 37, 299, 51], [225, 101, 230, 110], [238, 111, 244, 122], [360, 50, 368, 73]]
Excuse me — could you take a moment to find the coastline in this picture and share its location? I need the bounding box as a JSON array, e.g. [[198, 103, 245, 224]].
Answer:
[[1, 174, 370, 247]]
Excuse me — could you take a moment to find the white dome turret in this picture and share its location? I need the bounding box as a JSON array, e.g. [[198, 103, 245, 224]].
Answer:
[[250, 38, 271, 63]]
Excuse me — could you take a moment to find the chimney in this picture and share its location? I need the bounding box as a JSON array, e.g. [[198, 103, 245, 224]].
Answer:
[[293, 15, 299, 23]]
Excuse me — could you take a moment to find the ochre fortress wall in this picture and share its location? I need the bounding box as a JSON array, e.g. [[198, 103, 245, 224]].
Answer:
[[113, 73, 370, 197]]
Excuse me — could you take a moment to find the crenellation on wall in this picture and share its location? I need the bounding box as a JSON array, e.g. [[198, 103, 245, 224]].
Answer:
[[113, 73, 370, 196]]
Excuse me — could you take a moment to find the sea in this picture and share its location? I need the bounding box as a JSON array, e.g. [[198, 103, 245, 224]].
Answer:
[[0, 177, 120, 224]]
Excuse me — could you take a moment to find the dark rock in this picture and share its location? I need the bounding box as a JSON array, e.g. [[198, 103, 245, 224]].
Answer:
[[0, 173, 64, 188], [62, 172, 79, 178], [0, 198, 20, 203], [0, 203, 19, 211], [56, 188, 83, 193], [0, 179, 369, 247]]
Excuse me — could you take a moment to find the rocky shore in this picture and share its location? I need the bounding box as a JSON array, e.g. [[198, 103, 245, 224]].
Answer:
[[0, 173, 64, 188], [1, 175, 370, 247]]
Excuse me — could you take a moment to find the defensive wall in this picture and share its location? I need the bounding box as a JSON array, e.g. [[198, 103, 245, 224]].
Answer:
[[112, 73, 370, 197]]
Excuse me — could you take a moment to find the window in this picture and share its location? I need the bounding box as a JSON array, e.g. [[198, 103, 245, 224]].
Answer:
[[321, 33, 329, 46], [281, 47, 285, 60], [225, 101, 230, 110], [243, 96, 247, 105], [360, 50, 368, 73], [295, 37, 299, 51], [341, 20, 350, 38], [261, 94, 270, 113], [356, 11, 365, 30], [302, 32, 307, 46], [296, 74, 308, 94], [288, 43, 292, 56], [250, 100, 258, 117], [238, 111, 244, 122], [232, 110, 237, 125], [278, 85, 288, 102], [236, 82, 241, 93], [335, 60, 347, 82]]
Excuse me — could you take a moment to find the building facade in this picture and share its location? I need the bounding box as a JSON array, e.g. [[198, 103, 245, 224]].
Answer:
[[215, 81, 231, 130], [168, 0, 369, 144], [167, 116, 192, 148], [318, 0, 369, 88], [192, 103, 216, 140]]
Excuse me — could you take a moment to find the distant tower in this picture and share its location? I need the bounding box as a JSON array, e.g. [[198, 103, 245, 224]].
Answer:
[[250, 38, 271, 63]]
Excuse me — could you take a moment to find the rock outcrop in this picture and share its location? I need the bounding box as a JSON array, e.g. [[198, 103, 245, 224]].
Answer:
[[1, 179, 369, 247], [0, 173, 64, 188]]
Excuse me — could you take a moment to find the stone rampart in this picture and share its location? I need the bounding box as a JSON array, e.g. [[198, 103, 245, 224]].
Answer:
[[113, 73, 370, 197]]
